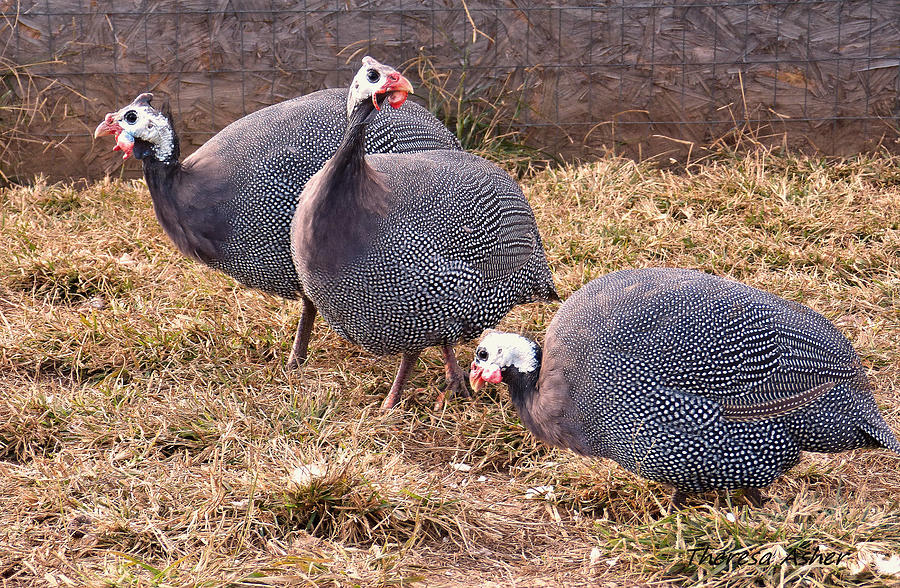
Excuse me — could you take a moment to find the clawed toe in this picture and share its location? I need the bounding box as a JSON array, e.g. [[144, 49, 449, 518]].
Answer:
[[433, 344, 472, 409], [446, 370, 471, 398], [434, 375, 471, 411]]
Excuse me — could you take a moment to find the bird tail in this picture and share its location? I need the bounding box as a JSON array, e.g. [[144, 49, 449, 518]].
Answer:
[[540, 283, 560, 302], [530, 258, 559, 303], [859, 419, 900, 454], [854, 375, 900, 454]]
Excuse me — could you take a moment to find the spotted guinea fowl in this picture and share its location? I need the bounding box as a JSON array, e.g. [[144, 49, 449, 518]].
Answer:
[[93, 88, 461, 368], [291, 57, 557, 410], [470, 267, 900, 505]]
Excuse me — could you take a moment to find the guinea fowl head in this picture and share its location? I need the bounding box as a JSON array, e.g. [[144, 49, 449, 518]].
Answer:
[[94, 93, 177, 162], [469, 331, 541, 393], [346, 56, 413, 121]]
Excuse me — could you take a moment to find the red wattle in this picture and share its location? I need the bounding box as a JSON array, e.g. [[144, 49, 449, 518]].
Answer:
[[114, 132, 135, 160], [388, 91, 408, 109]]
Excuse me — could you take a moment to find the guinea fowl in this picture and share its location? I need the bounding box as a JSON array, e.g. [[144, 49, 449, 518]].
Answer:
[[291, 57, 557, 409], [93, 87, 461, 368], [470, 267, 900, 505]]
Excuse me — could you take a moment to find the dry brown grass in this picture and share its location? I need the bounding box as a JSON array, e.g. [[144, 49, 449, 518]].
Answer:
[[1, 149, 899, 587], [0, 54, 79, 184]]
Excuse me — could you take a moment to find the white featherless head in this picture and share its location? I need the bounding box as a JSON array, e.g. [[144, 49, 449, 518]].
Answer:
[[107, 93, 175, 160], [474, 330, 539, 374], [346, 56, 412, 119]]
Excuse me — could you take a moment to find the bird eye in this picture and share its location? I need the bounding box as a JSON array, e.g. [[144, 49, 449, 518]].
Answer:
[[366, 69, 380, 83], [124, 110, 138, 124], [476, 348, 488, 361]]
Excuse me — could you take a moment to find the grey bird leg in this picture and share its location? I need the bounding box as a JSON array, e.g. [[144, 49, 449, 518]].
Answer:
[[286, 296, 317, 369], [433, 345, 471, 410], [671, 490, 690, 509], [742, 487, 765, 507], [382, 351, 421, 410]]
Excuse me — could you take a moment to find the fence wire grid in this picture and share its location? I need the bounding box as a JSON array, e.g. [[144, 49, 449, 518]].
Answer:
[[2, 0, 899, 180]]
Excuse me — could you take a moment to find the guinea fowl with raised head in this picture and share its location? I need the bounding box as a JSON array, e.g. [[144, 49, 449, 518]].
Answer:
[[93, 87, 461, 368], [291, 57, 557, 410], [470, 267, 900, 505]]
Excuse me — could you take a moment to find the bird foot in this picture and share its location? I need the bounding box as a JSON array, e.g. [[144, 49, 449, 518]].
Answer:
[[433, 345, 472, 410], [433, 374, 471, 411], [445, 365, 472, 398], [444, 346, 472, 395]]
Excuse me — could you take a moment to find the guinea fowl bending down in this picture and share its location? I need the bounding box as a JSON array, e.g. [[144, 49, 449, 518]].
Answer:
[[470, 268, 900, 505], [291, 57, 557, 409], [93, 87, 460, 368]]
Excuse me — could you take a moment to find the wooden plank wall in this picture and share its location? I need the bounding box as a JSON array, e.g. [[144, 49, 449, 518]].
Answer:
[[2, 0, 898, 181]]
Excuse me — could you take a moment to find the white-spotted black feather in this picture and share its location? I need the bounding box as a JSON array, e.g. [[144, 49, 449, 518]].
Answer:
[[473, 268, 900, 496]]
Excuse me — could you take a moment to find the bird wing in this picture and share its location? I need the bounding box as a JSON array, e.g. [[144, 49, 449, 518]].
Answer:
[[373, 151, 542, 287], [647, 299, 859, 412], [368, 99, 463, 153], [464, 190, 540, 285], [558, 268, 862, 417], [719, 381, 835, 422]]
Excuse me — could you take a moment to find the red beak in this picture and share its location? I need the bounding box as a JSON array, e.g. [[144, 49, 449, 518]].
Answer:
[[373, 72, 413, 111], [94, 113, 135, 159], [93, 113, 122, 138], [469, 363, 502, 393], [469, 364, 485, 393]]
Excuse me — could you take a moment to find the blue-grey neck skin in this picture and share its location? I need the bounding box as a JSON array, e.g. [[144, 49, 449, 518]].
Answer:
[[294, 93, 396, 277]]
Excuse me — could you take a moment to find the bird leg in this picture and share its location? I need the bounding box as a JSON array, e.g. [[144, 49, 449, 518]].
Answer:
[[286, 296, 317, 369], [382, 351, 420, 410], [433, 345, 472, 410], [741, 487, 766, 507], [671, 490, 690, 509]]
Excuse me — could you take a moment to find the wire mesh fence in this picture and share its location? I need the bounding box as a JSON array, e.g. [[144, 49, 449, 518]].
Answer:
[[2, 0, 898, 181]]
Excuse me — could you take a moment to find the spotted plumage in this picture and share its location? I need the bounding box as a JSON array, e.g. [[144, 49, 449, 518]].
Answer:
[[94, 88, 460, 365], [471, 267, 900, 498], [291, 57, 557, 409], [300, 150, 555, 354]]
